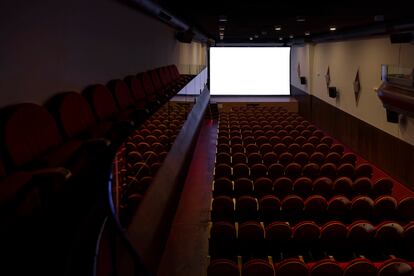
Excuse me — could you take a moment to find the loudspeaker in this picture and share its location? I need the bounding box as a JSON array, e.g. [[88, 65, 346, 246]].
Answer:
[[390, 33, 413, 44], [386, 109, 399, 123], [176, 30, 194, 43], [328, 86, 337, 98], [300, 76, 307, 85]]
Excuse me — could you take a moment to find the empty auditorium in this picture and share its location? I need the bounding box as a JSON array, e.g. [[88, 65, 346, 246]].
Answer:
[[2, 1, 414, 276]]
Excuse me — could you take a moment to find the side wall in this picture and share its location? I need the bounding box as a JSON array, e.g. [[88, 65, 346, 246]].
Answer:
[[291, 38, 414, 188], [0, 0, 206, 108]]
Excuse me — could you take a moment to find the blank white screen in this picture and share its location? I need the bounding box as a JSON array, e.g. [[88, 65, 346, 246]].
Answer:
[[210, 47, 290, 95]]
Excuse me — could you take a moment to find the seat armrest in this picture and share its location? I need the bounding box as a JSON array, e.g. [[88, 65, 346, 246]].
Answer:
[[31, 167, 72, 181]]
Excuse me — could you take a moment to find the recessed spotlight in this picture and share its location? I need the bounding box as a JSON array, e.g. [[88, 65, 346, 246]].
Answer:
[[219, 26, 225, 31], [218, 15, 227, 22], [296, 16, 306, 22], [305, 31, 310, 36], [279, 37, 283, 41], [275, 25, 282, 31], [219, 35, 224, 40], [330, 26, 336, 31], [219, 31, 224, 36], [249, 37, 253, 41], [289, 35, 294, 39]]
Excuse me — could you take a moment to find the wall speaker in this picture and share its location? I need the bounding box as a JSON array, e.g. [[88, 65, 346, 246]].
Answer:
[[328, 86, 337, 98], [300, 76, 307, 85], [390, 32, 413, 44], [176, 30, 194, 43], [386, 109, 399, 123]]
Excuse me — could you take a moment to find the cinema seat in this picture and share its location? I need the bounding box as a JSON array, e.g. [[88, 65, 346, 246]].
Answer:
[[275, 258, 308, 276], [213, 177, 233, 197], [211, 196, 234, 222], [124, 75, 148, 111], [376, 258, 413, 276], [373, 178, 394, 196], [320, 221, 348, 254], [348, 220, 375, 253], [398, 197, 414, 221], [259, 196, 281, 223], [254, 177, 273, 198], [304, 195, 327, 221], [343, 258, 377, 276], [238, 221, 265, 256], [207, 259, 239, 276], [242, 259, 275, 276], [209, 222, 237, 258], [236, 196, 258, 222], [107, 79, 146, 124], [309, 259, 343, 276]]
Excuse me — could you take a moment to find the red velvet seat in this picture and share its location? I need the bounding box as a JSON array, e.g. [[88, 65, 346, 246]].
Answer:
[[348, 220, 375, 252], [285, 162, 302, 180], [216, 152, 232, 166], [314, 177, 333, 198], [234, 178, 253, 197], [352, 177, 372, 196], [309, 259, 342, 276], [209, 223, 237, 259], [302, 163, 320, 180], [238, 221, 264, 256], [304, 195, 328, 221], [281, 195, 304, 221], [254, 177, 273, 198], [207, 259, 239, 276], [376, 258, 413, 276], [243, 259, 275, 276], [333, 177, 353, 197], [211, 196, 234, 222], [398, 197, 414, 221], [343, 258, 377, 276], [293, 177, 313, 199], [214, 164, 232, 179], [327, 195, 351, 220], [373, 177, 393, 196], [275, 258, 308, 276], [351, 196, 374, 220], [236, 196, 258, 222], [259, 195, 281, 223], [46, 92, 115, 142], [374, 195, 397, 219]]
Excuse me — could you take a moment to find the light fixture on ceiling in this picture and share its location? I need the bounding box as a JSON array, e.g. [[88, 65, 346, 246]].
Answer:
[[218, 15, 227, 22], [249, 37, 253, 41], [219, 26, 225, 31], [289, 35, 294, 39], [219, 31, 224, 36], [279, 36, 283, 41], [296, 16, 306, 22], [330, 26, 337, 31], [219, 35, 224, 40], [275, 25, 282, 31], [305, 31, 310, 36]]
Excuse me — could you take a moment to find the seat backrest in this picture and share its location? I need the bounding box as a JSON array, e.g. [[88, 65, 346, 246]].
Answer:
[[137, 72, 157, 102], [2, 103, 63, 167], [149, 69, 163, 92], [83, 84, 118, 121], [107, 79, 135, 110], [47, 92, 96, 139], [124, 75, 147, 104]]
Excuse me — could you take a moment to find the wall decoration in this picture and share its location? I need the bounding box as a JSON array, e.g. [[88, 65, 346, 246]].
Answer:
[[354, 69, 361, 104], [325, 66, 330, 87]]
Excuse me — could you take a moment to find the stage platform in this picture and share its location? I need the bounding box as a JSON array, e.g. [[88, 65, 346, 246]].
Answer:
[[210, 95, 298, 112]]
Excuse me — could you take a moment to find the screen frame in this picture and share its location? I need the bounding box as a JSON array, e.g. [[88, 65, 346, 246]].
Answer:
[[207, 45, 292, 96]]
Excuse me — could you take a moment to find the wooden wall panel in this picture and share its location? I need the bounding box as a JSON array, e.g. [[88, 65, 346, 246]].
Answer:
[[292, 86, 414, 190]]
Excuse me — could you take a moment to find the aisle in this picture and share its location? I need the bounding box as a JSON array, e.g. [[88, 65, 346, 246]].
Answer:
[[157, 119, 217, 276]]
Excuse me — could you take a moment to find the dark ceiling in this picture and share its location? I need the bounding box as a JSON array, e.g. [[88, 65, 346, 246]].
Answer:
[[153, 0, 414, 44]]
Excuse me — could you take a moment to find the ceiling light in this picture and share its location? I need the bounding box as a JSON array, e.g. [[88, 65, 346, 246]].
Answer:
[[254, 34, 259, 38], [219, 35, 224, 40], [219, 26, 225, 31], [296, 16, 306, 22], [219, 31, 224, 36], [218, 15, 227, 22], [275, 25, 282, 31], [249, 37, 253, 41], [289, 35, 294, 39], [305, 31, 310, 36], [279, 37, 283, 41], [330, 26, 336, 31]]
